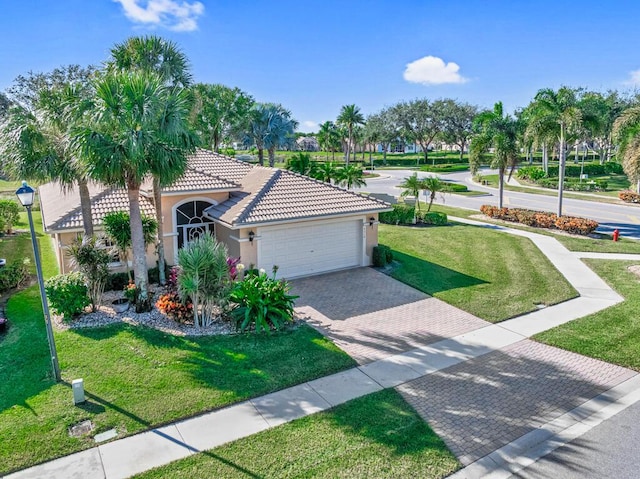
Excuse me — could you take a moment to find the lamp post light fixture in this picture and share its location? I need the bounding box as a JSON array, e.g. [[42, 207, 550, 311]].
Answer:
[[248, 231, 255, 243], [16, 181, 61, 382]]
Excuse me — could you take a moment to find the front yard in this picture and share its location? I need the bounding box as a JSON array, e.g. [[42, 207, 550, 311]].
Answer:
[[379, 223, 577, 322]]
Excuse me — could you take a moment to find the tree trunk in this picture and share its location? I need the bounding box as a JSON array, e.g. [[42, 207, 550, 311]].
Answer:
[[153, 176, 166, 286], [78, 178, 93, 238], [459, 142, 465, 162], [345, 128, 352, 166], [498, 168, 505, 208], [213, 130, 220, 153], [557, 124, 566, 217], [258, 148, 264, 166], [268, 147, 276, 167], [127, 182, 150, 310], [542, 143, 548, 173]]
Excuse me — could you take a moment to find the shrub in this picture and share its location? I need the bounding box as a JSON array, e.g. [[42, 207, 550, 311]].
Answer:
[[106, 271, 130, 291], [422, 212, 448, 225], [372, 245, 392, 267], [604, 162, 624, 174], [479, 205, 596, 235], [0, 200, 21, 234], [555, 216, 599, 235], [156, 292, 194, 323], [517, 166, 547, 181], [442, 182, 468, 192], [230, 270, 298, 332], [379, 204, 415, 225], [45, 272, 90, 320], [66, 236, 110, 312], [0, 259, 29, 293], [619, 190, 640, 203]]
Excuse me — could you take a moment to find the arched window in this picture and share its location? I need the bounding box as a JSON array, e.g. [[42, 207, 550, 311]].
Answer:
[[175, 200, 216, 250]]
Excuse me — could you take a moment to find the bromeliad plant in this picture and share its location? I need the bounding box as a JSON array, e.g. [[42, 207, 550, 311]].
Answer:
[[230, 266, 298, 333]]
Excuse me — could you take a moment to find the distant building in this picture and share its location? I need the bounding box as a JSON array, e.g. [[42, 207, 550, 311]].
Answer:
[[296, 136, 320, 151]]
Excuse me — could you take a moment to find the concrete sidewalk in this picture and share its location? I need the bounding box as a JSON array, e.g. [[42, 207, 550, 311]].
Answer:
[[6, 220, 640, 479]]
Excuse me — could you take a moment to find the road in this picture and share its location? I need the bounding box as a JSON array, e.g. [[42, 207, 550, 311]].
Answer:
[[355, 169, 640, 239], [511, 400, 640, 479]]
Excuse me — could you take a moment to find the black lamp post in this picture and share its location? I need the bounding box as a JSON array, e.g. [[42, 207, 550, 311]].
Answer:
[[16, 181, 61, 382]]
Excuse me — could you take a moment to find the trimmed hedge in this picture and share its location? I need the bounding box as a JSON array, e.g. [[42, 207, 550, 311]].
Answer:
[[442, 182, 468, 192], [379, 204, 415, 225], [480, 205, 598, 236], [422, 212, 448, 225], [372, 244, 393, 267], [619, 190, 640, 203]]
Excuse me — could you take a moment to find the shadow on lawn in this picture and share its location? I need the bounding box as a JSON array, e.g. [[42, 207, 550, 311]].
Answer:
[[390, 250, 488, 296]]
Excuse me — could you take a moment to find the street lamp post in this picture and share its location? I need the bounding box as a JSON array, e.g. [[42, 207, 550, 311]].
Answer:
[[16, 181, 61, 382]]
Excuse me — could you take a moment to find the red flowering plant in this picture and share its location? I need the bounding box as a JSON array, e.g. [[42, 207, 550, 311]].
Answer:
[[227, 257, 241, 281], [155, 266, 194, 323]]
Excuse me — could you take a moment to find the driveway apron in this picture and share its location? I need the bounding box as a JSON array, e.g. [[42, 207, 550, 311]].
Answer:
[[291, 267, 489, 364]]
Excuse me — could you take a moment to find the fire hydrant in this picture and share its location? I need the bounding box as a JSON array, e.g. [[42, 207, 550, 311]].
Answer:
[[613, 229, 620, 242]]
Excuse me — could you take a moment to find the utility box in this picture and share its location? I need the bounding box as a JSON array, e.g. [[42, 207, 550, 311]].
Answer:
[[72, 378, 85, 405]]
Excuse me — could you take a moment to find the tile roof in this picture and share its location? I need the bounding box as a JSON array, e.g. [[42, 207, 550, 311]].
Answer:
[[186, 149, 252, 183], [161, 167, 240, 193], [39, 182, 156, 231], [205, 168, 390, 227]]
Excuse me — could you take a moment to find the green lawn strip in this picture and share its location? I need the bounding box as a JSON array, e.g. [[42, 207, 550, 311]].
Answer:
[[534, 259, 640, 370], [133, 389, 460, 479], [0, 297, 355, 475], [379, 224, 577, 322]]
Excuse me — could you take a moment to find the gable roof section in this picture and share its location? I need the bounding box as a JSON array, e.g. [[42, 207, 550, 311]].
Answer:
[[161, 167, 241, 194], [205, 168, 390, 227], [186, 148, 252, 183], [39, 182, 156, 232]]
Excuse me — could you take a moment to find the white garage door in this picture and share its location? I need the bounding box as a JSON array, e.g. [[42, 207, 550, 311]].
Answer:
[[258, 219, 363, 279]]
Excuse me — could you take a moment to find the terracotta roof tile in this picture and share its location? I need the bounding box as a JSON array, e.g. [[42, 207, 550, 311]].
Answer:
[[162, 167, 240, 193]]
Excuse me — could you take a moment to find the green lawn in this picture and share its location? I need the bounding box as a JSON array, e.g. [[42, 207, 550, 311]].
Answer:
[[534, 259, 640, 370], [379, 223, 577, 322], [133, 389, 460, 479]]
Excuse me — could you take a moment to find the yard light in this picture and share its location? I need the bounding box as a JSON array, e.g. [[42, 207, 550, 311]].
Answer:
[[248, 231, 255, 243], [369, 217, 375, 227], [16, 181, 61, 382]]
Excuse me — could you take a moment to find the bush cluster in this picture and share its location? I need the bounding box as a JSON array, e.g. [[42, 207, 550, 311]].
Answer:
[[0, 200, 21, 234], [0, 259, 29, 293], [422, 212, 448, 225], [379, 204, 416, 225], [619, 190, 640, 203], [45, 272, 91, 320], [106, 266, 160, 291], [480, 205, 598, 235], [156, 291, 194, 323], [372, 245, 393, 267]]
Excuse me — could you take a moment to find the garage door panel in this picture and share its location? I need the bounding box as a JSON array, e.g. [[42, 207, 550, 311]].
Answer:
[[259, 220, 362, 279]]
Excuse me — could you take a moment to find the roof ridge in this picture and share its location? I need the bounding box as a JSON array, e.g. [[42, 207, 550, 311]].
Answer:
[[194, 148, 255, 171], [182, 166, 243, 189], [235, 168, 281, 224]]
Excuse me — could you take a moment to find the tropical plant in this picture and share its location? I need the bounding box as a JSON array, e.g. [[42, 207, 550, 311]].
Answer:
[[312, 162, 338, 183], [107, 35, 198, 287], [66, 236, 110, 312], [470, 102, 519, 208], [335, 165, 367, 190], [286, 152, 316, 176], [77, 66, 193, 310], [613, 105, 640, 192], [337, 104, 365, 165], [44, 272, 90, 320], [0, 259, 29, 293], [242, 103, 297, 167], [399, 172, 424, 212], [230, 268, 298, 332], [102, 211, 158, 282], [317, 121, 342, 160], [421, 176, 448, 212], [177, 234, 233, 327], [0, 65, 96, 237]]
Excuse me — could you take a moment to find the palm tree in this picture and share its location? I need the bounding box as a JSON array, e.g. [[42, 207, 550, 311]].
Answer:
[[470, 102, 519, 208], [526, 87, 582, 216], [108, 35, 197, 286], [312, 162, 338, 183], [317, 121, 337, 160], [613, 106, 640, 192], [286, 152, 316, 176], [421, 176, 448, 212], [399, 172, 424, 212], [0, 66, 96, 237], [335, 165, 366, 190], [78, 70, 194, 310], [242, 103, 297, 167], [337, 104, 364, 165]]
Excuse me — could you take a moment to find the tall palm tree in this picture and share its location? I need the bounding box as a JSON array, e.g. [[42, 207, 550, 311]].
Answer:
[[317, 121, 337, 160], [613, 106, 640, 192], [0, 66, 96, 237], [421, 176, 448, 212], [78, 70, 195, 309], [399, 172, 424, 212], [526, 87, 582, 216], [243, 103, 297, 167], [337, 104, 364, 166], [108, 35, 196, 286], [470, 102, 519, 208]]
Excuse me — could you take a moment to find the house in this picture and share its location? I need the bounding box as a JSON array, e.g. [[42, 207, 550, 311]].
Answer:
[[296, 136, 320, 152], [39, 149, 391, 279]]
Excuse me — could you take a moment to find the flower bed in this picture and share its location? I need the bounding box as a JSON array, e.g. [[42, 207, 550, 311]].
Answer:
[[619, 190, 640, 203], [480, 205, 599, 235]]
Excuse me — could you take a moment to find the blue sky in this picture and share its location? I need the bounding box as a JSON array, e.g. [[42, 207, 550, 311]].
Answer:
[[2, 1, 640, 132]]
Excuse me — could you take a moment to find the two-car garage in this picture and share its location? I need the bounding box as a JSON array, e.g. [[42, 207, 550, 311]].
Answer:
[[257, 218, 365, 279]]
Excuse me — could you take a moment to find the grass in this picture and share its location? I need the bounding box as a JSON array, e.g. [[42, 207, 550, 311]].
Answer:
[[133, 389, 460, 479], [379, 223, 577, 322], [534, 259, 640, 370]]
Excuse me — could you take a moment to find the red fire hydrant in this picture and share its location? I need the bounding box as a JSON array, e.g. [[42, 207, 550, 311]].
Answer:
[[613, 229, 620, 242]]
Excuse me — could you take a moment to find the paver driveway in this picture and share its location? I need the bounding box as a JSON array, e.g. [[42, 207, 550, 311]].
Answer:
[[398, 339, 636, 466], [291, 267, 489, 364]]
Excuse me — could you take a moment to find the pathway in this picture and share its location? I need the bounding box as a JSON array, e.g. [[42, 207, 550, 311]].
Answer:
[[6, 220, 640, 479]]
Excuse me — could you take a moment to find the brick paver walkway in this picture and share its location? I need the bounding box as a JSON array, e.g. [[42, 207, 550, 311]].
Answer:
[[292, 268, 489, 364], [398, 339, 636, 465]]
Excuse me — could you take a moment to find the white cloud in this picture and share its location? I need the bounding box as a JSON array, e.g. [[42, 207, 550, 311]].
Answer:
[[300, 120, 319, 133], [114, 0, 204, 32], [403, 55, 468, 85], [623, 69, 640, 86]]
